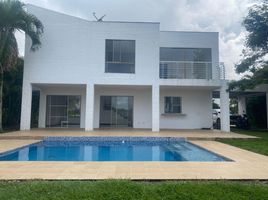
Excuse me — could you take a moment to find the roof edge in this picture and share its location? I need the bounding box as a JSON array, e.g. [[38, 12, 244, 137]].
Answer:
[[26, 4, 160, 25], [160, 30, 219, 34]]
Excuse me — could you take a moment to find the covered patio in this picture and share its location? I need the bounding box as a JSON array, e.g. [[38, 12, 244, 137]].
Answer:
[[230, 84, 268, 129], [21, 82, 231, 133]]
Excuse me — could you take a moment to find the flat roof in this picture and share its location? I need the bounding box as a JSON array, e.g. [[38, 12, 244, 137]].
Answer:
[[27, 4, 218, 34], [27, 4, 159, 25]]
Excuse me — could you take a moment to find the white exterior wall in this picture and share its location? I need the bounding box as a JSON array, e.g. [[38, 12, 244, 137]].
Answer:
[[152, 84, 160, 131], [94, 86, 152, 129], [20, 82, 32, 130], [20, 5, 229, 131], [85, 84, 94, 131], [220, 81, 230, 132], [24, 5, 159, 86], [160, 88, 213, 129]]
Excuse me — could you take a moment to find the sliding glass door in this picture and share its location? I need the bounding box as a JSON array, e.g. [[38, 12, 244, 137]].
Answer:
[[100, 96, 133, 128], [46, 95, 81, 128]]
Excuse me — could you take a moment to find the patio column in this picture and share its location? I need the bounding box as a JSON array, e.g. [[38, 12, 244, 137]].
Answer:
[[238, 96, 247, 115], [152, 84, 160, 132], [85, 84, 94, 131], [20, 82, 32, 130], [220, 81, 230, 132], [38, 90, 46, 128]]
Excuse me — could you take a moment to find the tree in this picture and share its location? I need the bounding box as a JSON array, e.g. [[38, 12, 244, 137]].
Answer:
[[3, 57, 23, 129], [247, 96, 267, 128], [229, 0, 268, 90], [0, 0, 43, 131]]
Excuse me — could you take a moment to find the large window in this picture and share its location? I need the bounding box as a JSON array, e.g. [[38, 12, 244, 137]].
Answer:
[[160, 48, 211, 62], [164, 97, 182, 114], [160, 48, 212, 79], [105, 40, 135, 73], [46, 95, 81, 128], [99, 96, 133, 127]]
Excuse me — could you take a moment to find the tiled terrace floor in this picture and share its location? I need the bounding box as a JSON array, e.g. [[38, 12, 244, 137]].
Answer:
[[0, 140, 41, 153], [0, 129, 257, 140], [0, 129, 266, 180]]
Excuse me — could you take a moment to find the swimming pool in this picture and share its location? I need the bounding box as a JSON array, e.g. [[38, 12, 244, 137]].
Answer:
[[0, 137, 230, 162]]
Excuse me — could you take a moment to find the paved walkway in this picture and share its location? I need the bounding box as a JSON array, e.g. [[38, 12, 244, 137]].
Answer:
[[0, 129, 257, 140], [0, 140, 267, 180]]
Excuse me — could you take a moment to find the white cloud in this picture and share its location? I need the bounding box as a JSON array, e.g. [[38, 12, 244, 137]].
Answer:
[[19, 0, 252, 80]]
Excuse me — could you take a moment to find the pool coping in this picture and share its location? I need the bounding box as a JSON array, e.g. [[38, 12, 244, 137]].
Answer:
[[0, 129, 258, 141]]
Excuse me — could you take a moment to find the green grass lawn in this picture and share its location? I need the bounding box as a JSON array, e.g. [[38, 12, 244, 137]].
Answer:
[[0, 180, 268, 200], [218, 129, 268, 156]]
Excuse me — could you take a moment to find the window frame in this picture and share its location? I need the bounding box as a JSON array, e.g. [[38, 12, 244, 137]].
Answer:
[[105, 39, 136, 74], [164, 96, 182, 114]]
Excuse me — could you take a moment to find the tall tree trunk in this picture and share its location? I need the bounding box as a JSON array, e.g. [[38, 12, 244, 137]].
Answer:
[[0, 64, 3, 132]]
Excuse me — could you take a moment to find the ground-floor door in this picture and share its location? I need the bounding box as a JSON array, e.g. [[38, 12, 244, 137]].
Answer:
[[100, 96, 133, 128], [46, 95, 81, 128]]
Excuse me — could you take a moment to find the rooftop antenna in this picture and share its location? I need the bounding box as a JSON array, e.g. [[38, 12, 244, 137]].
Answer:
[[93, 12, 106, 22]]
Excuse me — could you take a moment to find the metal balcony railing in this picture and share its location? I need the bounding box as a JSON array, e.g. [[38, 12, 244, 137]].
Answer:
[[218, 62, 225, 80], [159, 61, 225, 80]]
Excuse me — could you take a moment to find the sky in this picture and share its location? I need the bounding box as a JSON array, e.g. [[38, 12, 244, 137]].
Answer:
[[17, 0, 255, 80]]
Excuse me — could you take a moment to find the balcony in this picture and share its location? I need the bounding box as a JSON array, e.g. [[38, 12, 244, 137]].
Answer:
[[159, 61, 225, 80]]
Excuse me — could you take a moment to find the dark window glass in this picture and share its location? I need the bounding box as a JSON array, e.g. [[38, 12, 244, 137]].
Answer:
[[50, 96, 67, 106], [105, 40, 135, 73], [164, 97, 182, 113], [103, 96, 112, 111], [105, 40, 113, 62], [160, 48, 183, 61], [100, 96, 133, 127], [160, 48, 212, 62], [46, 95, 81, 128], [121, 40, 135, 63], [113, 40, 121, 62], [184, 49, 194, 61]]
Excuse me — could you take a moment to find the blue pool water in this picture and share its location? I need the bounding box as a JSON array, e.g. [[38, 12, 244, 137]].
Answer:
[[0, 137, 230, 162]]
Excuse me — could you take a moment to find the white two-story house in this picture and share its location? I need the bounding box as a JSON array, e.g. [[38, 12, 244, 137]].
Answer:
[[20, 5, 230, 132]]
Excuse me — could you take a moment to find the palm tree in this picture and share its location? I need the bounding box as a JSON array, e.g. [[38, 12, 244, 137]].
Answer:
[[0, 0, 43, 131]]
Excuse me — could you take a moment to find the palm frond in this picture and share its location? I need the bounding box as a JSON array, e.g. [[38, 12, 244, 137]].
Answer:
[[0, 31, 18, 71], [0, 0, 44, 51], [17, 12, 44, 50]]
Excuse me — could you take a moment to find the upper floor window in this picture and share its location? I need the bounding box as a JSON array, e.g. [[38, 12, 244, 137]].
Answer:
[[159, 48, 212, 79], [160, 48, 212, 62], [164, 96, 182, 114], [105, 40, 135, 73]]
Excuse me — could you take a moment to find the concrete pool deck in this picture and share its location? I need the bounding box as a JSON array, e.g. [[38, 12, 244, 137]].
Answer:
[[0, 129, 257, 140], [0, 129, 266, 180], [0, 140, 41, 154]]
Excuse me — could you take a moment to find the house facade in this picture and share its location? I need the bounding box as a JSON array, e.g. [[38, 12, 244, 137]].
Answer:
[[20, 5, 230, 132]]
